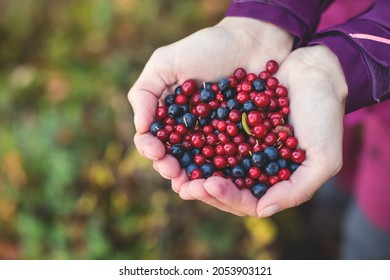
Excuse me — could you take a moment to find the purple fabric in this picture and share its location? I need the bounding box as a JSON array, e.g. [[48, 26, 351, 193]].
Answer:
[[311, 0, 390, 113], [226, 0, 390, 113], [226, 0, 333, 47]]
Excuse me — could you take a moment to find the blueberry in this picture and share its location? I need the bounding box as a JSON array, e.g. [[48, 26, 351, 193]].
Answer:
[[223, 88, 236, 100], [231, 165, 246, 178], [241, 157, 252, 171], [180, 105, 189, 114], [242, 100, 256, 112], [265, 161, 279, 176], [264, 146, 278, 161], [199, 118, 210, 126], [251, 152, 268, 168], [183, 113, 197, 129], [251, 183, 268, 198], [186, 163, 198, 177], [174, 85, 182, 95], [277, 158, 288, 168], [216, 107, 229, 120], [252, 79, 266, 92], [227, 99, 241, 110], [200, 163, 216, 178], [218, 78, 231, 92], [288, 162, 300, 173], [203, 82, 213, 89], [191, 148, 201, 156], [170, 144, 184, 159], [179, 152, 193, 168], [222, 167, 231, 177], [164, 94, 175, 106], [200, 88, 215, 103], [150, 121, 164, 136], [168, 104, 184, 118]]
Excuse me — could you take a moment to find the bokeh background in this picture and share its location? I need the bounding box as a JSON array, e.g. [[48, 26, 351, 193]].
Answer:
[[0, 0, 346, 260]]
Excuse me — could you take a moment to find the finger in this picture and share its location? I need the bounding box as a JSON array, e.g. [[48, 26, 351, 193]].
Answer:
[[178, 180, 198, 200], [203, 176, 258, 216], [187, 179, 246, 216], [171, 169, 189, 193], [134, 132, 165, 160], [128, 49, 178, 134], [152, 154, 181, 179], [256, 162, 327, 218]]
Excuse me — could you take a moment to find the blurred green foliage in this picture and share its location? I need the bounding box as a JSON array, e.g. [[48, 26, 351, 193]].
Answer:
[[0, 0, 340, 260]]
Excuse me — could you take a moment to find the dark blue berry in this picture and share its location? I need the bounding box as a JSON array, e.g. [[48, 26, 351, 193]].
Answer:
[[264, 146, 278, 161], [216, 107, 229, 120], [200, 163, 216, 179], [242, 100, 256, 112], [241, 157, 252, 171], [168, 104, 184, 118], [218, 78, 231, 92], [231, 165, 246, 178], [288, 162, 300, 173], [251, 183, 267, 198], [174, 85, 182, 95], [227, 99, 241, 110], [150, 121, 164, 136], [252, 79, 266, 92], [164, 94, 175, 106], [170, 144, 184, 159], [200, 88, 215, 103], [277, 158, 288, 168], [251, 152, 268, 168], [191, 148, 201, 156], [199, 118, 210, 126], [265, 161, 279, 176], [183, 113, 197, 129], [180, 105, 189, 114], [223, 88, 236, 100], [179, 152, 193, 168]]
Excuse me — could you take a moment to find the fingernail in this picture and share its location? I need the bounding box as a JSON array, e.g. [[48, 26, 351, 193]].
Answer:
[[134, 113, 139, 130], [258, 205, 279, 218]]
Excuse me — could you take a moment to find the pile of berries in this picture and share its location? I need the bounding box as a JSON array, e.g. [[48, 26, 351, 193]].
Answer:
[[149, 60, 305, 198]]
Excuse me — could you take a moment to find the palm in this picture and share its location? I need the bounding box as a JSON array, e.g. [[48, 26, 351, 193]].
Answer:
[[175, 46, 347, 217]]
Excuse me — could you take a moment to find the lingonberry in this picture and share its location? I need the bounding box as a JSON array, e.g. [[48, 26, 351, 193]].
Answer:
[[150, 62, 306, 199], [181, 79, 198, 96], [266, 60, 279, 74]]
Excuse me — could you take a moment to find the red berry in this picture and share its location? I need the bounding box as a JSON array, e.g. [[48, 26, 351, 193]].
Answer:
[[190, 168, 203, 180], [156, 106, 168, 120], [233, 68, 247, 81], [252, 123, 268, 138], [202, 145, 215, 158], [258, 70, 270, 81], [286, 136, 298, 149], [246, 111, 263, 126], [254, 93, 270, 108], [181, 79, 198, 96], [266, 77, 279, 90], [213, 155, 227, 169], [228, 109, 241, 123], [191, 132, 205, 148], [278, 146, 292, 160], [266, 60, 279, 74], [248, 166, 261, 179], [195, 103, 211, 117], [278, 168, 291, 181], [246, 73, 257, 83], [226, 123, 238, 137], [275, 85, 288, 97], [291, 149, 306, 163]]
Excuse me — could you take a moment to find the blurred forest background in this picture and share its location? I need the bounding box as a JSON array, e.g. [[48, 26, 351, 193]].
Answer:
[[0, 0, 345, 260]]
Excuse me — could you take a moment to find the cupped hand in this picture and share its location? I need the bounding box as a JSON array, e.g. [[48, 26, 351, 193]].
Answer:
[[128, 17, 294, 201], [179, 45, 348, 217]]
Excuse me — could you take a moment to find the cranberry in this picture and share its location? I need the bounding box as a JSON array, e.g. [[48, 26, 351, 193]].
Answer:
[[291, 149, 306, 163], [191, 132, 205, 148], [233, 67, 247, 81], [266, 60, 279, 74], [213, 155, 227, 169], [266, 77, 279, 90], [286, 136, 299, 149], [181, 79, 198, 96]]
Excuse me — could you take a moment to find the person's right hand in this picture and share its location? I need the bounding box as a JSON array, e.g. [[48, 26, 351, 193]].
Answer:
[[128, 17, 294, 203]]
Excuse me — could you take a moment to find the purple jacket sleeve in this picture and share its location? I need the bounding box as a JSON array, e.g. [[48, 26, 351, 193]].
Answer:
[[226, 0, 333, 47], [310, 0, 390, 113]]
